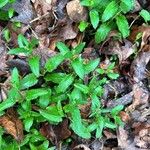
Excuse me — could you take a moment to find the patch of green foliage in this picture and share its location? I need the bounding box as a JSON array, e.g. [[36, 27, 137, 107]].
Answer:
[[0, 0, 15, 20], [79, 0, 135, 43], [79, 0, 150, 43], [0, 34, 124, 149]]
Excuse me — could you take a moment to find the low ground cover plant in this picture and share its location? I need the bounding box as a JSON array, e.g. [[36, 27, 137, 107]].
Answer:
[[0, 35, 123, 149]]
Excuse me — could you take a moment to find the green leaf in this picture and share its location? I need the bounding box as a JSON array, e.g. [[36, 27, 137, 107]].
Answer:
[[78, 21, 88, 32], [24, 117, 33, 132], [3, 29, 10, 42], [21, 73, 38, 89], [90, 9, 99, 29], [70, 87, 84, 102], [38, 94, 50, 108], [139, 9, 150, 22], [0, 98, 16, 112], [40, 106, 63, 123], [72, 42, 85, 55], [107, 72, 119, 79], [96, 68, 105, 74], [56, 74, 74, 93], [80, 0, 92, 6], [8, 47, 29, 55], [74, 83, 89, 94], [95, 23, 112, 43], [0, 0, 9, 8], [91, 94, 100, 112], [101, 1, 118, 22], [26, 88, 49, 101], [116, 14, 130, 38], [111, 105, 124, 116], [88, 123, 98, 132], [28, 56, 40, 77], [85, 58, 100, 74], [11, 68, 20, 89], [45, 54, 64, 72], [8, 8, 14, 18], [70, 108, 91, 139], [96, 117, 104, 138], [72, 57, 85, 79], [18, 34, 29, 48], [107, 62, 115, 70], [56, 42, 70, 55], [120, 0, 135, 13], [44, 73, 66, 83], [105, 121, 117, 129]]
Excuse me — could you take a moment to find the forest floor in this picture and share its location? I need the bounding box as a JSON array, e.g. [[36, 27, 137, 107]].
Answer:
[[0, 0, 150, 150]]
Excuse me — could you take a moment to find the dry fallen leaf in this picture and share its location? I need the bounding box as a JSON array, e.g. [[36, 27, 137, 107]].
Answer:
[[73, 144, 91, 150], [126, 83, 149, 112], [130, 51, 150, 82], [119, 111, 131, 123], [0, 44, 7, 75], [40, 119, 71, 145], [101, 39, 135, 63], [66, 0, 88, 22], [59, 23, 78, 40], [0, 108, 24, 141]]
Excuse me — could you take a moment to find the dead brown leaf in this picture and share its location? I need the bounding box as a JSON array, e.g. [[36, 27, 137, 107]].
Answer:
[[126, 83, 149, 112], [8, 0, 35, 24], [0, 108, 24, 141], [119, 111, 131, 123], [40, 119, 71, 145], [101, 39, 135, 63], [0, 44, 7, 75], [59, 23, 78, 40], [66, 0, 88, 22], [130, 51, 150, 82]]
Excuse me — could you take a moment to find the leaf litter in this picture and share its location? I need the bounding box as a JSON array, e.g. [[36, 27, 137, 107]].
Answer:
[[0, 0, 150, 149]]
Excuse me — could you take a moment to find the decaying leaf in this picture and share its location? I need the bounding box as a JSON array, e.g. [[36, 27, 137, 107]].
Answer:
[[130, 51, 150, 82], [0, 44, 7, 75], [59, 23, 78, 40], [3, 0, 35, 24], [40, 119, 71, 145], [66, 0, 88, 22], [0, 108, 24, 141], [126, 83, 149, 112], [101, 39, 135, 63], [73, 144, 91, 150]]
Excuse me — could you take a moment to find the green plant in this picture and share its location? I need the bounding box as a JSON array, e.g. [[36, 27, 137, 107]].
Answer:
[[0, 0, 15, 20], [139, 9, 150, 23], [0, 36, 123, 148], [79, 0, 135, 43]]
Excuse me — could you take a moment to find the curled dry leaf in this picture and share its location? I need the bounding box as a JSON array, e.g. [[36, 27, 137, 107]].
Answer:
[[0, 108, 24, 141], [66, 0, 88, 22], [73, 144, 91, 150], [6, 59, 30, 75]]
